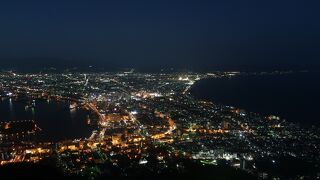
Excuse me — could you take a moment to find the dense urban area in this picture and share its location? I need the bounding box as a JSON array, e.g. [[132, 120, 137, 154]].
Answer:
[[0, 70, 319, 179]]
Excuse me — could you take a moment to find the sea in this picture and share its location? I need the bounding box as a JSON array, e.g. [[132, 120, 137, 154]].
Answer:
[[0, 98, 93, 142], [191, 71, 320, 127]]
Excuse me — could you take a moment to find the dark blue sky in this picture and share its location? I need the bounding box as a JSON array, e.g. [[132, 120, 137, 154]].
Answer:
[[0, 0, 319, 71]]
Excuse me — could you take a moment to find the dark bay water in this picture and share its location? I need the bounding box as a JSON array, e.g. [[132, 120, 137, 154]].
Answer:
[[191, 72, 320, 127], [0, 98, 93, 142]]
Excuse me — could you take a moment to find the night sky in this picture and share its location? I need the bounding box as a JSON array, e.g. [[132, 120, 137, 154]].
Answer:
[[0, 0, 319, 71]]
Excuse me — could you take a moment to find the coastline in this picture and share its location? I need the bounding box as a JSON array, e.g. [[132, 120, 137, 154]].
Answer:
[[189, 72, 320, 127]]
